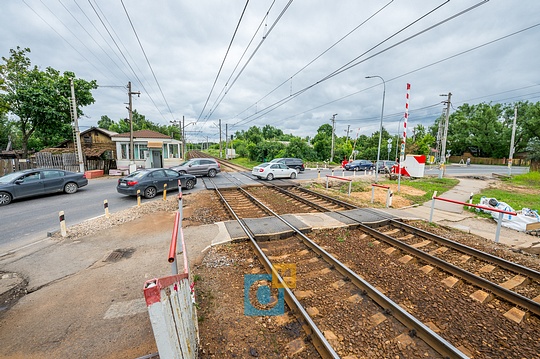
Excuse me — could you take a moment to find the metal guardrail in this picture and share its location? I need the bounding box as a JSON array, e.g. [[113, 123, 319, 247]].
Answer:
[[429, 193, 517, 243], [371, 183, 393, 208], [325, 174, 352, 195]]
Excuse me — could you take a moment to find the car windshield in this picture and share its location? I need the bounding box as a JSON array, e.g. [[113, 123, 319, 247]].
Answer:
[[0, 172, 22, 184], [256, 163, 270, 168]]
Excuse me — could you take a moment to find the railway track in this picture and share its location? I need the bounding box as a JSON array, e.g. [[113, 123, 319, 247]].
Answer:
[[211, 182, 468, 358], [205, 174, 540, 358]]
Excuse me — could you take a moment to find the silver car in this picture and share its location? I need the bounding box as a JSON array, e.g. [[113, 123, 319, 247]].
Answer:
[[170, 158, 221, 177]]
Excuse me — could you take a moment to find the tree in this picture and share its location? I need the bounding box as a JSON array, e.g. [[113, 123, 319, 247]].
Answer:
[[0, 47, 97, 156], [98, 115, 114, 130]]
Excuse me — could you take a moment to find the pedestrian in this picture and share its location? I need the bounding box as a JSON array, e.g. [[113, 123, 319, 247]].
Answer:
[[466, 157, 471, 166], [341, 157, 348, 168]]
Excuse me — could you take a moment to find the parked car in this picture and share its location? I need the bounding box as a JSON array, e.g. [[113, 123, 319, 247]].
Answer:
[[375, 160, 397, 173], [252, 163, 298, 180], [0, 169, 88, 206], [117, 168, 196, 199], [170, 158, 221, 177], [344, 160, 374, 171], [269, 158, 305, 172]]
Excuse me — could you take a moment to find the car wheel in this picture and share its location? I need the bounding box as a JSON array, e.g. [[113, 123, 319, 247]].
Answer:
[[144, 186, 157, 198], [185, 179, 195, 190], [208, 169, 217, 178], [267, 173, 274, 180], [290, 171, 297, 179], [64, 182, 78, 194], [295, 166, 301, 172], [0, 192, 12, 205]]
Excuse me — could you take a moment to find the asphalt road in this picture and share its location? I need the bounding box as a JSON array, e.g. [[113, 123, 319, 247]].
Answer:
[[0, 177, 192, 254], [0, 164, 528, 254]]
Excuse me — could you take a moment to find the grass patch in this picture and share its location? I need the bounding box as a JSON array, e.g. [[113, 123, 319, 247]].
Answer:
[[383, 177, 459, 204], [499, 171, 540, 189], [229, 157, 260, 169], [468, 172, 540, 216]]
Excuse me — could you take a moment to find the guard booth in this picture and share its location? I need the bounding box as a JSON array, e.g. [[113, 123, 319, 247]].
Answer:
[[393, 154, 426, 177]]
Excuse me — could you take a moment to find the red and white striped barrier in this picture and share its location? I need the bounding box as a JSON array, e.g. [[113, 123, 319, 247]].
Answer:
[[143, 191, 199, 358]]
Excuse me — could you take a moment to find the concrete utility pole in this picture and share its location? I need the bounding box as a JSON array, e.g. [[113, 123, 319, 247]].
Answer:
[[225, 123, 229, 159], [438, 92, 452, 179], [182, 116, 186, 159], [127, 81, 140, 173], [219, 119, 222, 158], [508, 106, 517, 175], [70, 78, 85, 173], [345, 125, 351, 142], [330, 114, 337, 162]]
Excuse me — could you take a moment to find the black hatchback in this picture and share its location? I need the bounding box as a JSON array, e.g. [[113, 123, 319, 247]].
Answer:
[[117, 168, 196, 198]]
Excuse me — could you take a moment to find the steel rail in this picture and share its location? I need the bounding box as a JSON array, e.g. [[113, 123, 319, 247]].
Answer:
[[348, 220, 540, 317], [236, 187, 468, 359], [388, 220, 540, 282], [269, 185, 336, 212], [211, 183, 340, 359], [294, 186, 358, 210]]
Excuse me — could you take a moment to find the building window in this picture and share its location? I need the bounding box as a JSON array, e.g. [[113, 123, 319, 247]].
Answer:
[[120, 144, 129, 159], [164, 143, 179, 158], [135, 144, 148, 160], [83, 135, 92, 144]]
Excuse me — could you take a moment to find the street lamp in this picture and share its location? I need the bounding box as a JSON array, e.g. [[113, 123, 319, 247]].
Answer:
[[366, 75, 386, 182]]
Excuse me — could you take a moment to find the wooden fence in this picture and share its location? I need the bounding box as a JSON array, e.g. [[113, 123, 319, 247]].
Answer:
[[1, 153, 116, 176]]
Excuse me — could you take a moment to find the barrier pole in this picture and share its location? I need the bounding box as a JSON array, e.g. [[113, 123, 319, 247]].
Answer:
[[59, 211, 67, 237], [168, 212, 180, 275], [137, 189, 141, 206], [495, 212, 503, 243], [104, 199, 110, 218], [429, 191, 437, 222], [178, 180, 183, 228], [163, 183, 167, 201]]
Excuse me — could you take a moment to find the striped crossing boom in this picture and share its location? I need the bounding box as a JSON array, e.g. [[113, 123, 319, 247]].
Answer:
[[401, 83, 411, 162]]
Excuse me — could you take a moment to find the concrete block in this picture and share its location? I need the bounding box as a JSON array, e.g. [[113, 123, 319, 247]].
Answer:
[[441, 276, 461, 288], [470, 290, 493, 304], [503, 307, 528, 324]]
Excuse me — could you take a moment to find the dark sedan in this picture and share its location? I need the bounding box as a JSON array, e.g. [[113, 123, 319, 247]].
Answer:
[[116, 168, 196, 198], [344, 160, 374, 171], [0, 169, 88, 206]]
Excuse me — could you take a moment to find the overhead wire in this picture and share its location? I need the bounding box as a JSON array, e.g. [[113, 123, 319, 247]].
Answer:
[[196, 0, 251, 123], [120, 0, 175, 121], [232, 0, 395, 120], [202, 0, 294, 124], [86, 0, 169, 121]]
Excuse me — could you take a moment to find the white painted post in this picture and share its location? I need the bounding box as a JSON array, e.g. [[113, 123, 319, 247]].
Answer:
[[371, 186, 375, 204], [495, 212, 503, 243], [387, 189, 393, 208], [468, 192, 473, 204], [429, 191, 438, 223], [348, 181, 352, 196], [59, 211, 67, 237], [104, 199, 110, 218]]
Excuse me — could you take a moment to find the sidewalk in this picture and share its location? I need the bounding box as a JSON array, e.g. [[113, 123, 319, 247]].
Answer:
[[382, 177, 540, 254]]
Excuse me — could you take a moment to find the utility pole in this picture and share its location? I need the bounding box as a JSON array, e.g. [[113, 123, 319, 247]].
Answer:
[[438, 92, 452, 179], [330, 114, 337, 162], [127, 81, 140, 173], [70, 78, 85, 173], [345, 125, 350, 143], [182, 116, 186, 159], [225, 123, 229, 159], [219, 119, 222, 158], [508, 106, 517, 175]]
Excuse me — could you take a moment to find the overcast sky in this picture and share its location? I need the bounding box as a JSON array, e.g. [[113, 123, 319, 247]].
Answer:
[[2, 0, 540, 144]]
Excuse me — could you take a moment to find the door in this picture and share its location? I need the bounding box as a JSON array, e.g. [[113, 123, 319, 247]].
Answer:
[[152, 150, 162, 168], [41, 170, 66, 193], [12, 171, 44, 198]]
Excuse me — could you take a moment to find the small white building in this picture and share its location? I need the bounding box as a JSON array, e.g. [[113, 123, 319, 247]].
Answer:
[[111, 129, 183, 170]]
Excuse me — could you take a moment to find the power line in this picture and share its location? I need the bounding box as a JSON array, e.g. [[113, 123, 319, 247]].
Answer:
[[120, 0, 175, 121], [197, 0, 251, 123]]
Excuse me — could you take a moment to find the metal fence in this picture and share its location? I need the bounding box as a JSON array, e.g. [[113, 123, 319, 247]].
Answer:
[[0, 154, 116, 175]]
